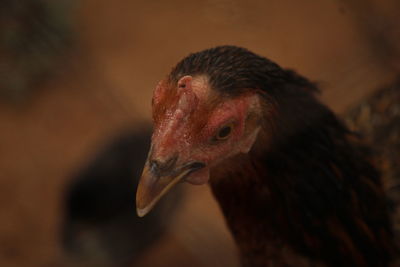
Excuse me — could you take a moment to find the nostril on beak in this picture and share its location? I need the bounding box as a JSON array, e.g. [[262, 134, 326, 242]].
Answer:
[[150, 160, 160, 175], [149, 155, 178, 176]]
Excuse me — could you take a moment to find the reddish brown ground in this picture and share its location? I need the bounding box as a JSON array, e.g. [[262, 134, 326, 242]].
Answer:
[[0, 0, 399, 266]]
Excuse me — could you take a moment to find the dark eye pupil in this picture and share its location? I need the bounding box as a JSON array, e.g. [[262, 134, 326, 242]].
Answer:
[[218, 126, 232, 139]]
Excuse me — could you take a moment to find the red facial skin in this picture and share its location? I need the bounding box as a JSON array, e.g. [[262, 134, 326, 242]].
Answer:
[[150, 75, 261, 185]]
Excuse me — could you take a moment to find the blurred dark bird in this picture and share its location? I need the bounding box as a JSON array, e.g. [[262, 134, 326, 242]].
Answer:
[[63, 127, 181, 266], [136, 45, 400, 266]]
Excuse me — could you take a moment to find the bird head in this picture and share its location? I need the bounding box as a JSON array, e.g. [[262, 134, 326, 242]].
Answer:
[[136, 73, 263, 217], [135, 45, 317, 216]]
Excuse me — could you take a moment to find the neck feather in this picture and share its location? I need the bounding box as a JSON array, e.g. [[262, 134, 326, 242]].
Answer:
[[209, 95, 396, 266]]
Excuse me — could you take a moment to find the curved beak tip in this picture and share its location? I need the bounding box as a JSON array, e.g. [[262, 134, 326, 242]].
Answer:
[[135, 189, 152, 217], [136, 207, 148, 218], [135, 160, 205, 218]]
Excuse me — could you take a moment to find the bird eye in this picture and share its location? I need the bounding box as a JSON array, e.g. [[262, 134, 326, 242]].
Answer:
[[216, 123, 233, 141]]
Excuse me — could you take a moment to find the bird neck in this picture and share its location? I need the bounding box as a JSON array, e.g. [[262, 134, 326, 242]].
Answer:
[[210, 142, 317, 266], [209, 100, 396, 266]]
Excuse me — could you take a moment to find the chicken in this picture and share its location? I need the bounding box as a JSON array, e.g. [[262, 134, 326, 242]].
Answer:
[[136, 46, 399, 266], [63, 128, 181, 266]]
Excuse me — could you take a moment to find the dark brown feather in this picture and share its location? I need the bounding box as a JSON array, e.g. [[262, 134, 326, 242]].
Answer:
[[170, 46, 399, 266]]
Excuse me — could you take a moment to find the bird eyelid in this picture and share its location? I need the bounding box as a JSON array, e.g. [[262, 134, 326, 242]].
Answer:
[[211, 121, 236, 143]]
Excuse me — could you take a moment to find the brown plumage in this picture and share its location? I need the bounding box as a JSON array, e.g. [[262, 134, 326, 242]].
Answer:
[[136, 46, 400, 266], [345, 82, 400, 253]]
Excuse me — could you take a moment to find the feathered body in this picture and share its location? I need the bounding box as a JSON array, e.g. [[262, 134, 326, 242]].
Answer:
[[136, 46, 399, 266]]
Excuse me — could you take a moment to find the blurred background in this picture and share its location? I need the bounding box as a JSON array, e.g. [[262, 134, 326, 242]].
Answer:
[[0, 0, 399, 266]]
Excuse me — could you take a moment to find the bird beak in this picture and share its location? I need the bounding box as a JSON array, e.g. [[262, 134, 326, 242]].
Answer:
[[136, 158, 205, 217]]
